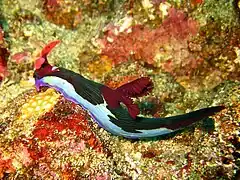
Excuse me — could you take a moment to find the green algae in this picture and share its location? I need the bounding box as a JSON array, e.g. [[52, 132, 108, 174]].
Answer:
[[193, 0, 239, 28]]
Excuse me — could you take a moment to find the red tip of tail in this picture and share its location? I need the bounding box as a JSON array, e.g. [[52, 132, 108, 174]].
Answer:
[[116, 77, 153, 98]]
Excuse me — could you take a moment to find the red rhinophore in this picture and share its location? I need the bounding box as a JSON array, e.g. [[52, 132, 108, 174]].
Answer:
[[34, 57, 45, 70], [41, 40, 61, 57], [34, 40, 61, 70]]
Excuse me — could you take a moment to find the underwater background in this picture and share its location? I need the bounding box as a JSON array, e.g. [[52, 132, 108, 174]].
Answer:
[[0, 0, 239, 179]]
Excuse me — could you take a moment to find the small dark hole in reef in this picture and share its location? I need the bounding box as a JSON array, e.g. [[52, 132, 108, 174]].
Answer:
[[142, 150, 156, 158], [221, 156, 231, 165], [234, 169, 240, 180], [233, 0, 240, 16], [229, 135, 240, 149], [232, 151, 240, 159]]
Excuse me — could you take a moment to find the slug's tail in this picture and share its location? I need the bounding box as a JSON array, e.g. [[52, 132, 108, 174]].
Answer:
[[136, 106, 225, 138], [147, 106, 224, 130], [111, 106, 225, 139]]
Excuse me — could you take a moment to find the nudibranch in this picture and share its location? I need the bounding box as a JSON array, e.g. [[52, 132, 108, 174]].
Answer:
[[33, 40, 224, 139]]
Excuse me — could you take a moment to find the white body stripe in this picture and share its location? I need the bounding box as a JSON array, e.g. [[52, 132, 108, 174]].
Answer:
[[38, 76, 173, 138]]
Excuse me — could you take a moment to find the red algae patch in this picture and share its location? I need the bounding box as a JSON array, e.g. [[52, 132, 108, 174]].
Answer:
[[0, 27, 9, 81], [0, 151, 15, 179], [42, 0, 82, 29], [99, 8, 199, 66], [0, 95, 104, 178], [33, 112, 103, 152]]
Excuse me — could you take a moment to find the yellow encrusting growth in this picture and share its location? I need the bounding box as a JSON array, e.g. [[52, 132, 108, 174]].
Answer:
[[7, 88, 60, 140], [87, 55, 113, 78], [20, 88, 60, 119]]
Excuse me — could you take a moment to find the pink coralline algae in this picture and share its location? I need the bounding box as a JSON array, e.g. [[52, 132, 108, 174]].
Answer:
[[32, 100, 103, 152], [99, 8, 199, 68], [0, 151, 15, 179], [11, 51, 29, 64], [161, 8, 198, 39], [45, 0, 59, 7], [0, 98, 104, 178]]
